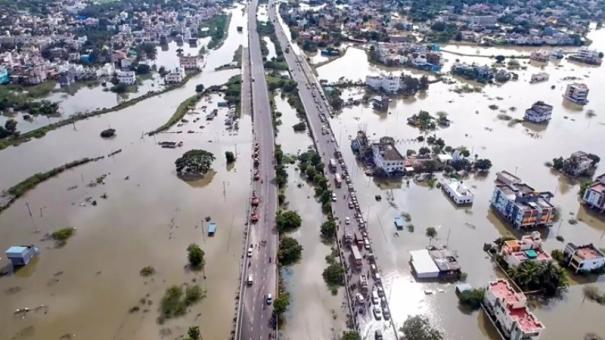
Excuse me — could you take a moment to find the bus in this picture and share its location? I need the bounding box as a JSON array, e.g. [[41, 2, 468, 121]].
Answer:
[[334, 173, 342, 188], [351, 245, 362, 269]]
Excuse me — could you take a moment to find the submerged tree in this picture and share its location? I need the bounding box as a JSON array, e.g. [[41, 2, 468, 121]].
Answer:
[[175, 149, 215, 179]]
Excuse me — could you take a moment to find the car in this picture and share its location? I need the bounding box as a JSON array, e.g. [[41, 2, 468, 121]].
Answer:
[[348, 201, 354, 209], [247, 245, 253, 257], [373, 306, 382, 320], [374, 330, 383, 340], [373, 271, 381, 282], [377, 286, 385, 297], [331, 193, 337, 202], [345, 217, 350, 224], [372, 290, 379, 304], [266, 294, 273, 305], [364, 238, 371, 250], [247, 274, 253, 286]]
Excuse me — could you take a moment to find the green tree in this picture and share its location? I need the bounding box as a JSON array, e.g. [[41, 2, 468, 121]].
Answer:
[[187, 244, 205, 270], [552, 157, 564, 170], [175, 149, 215, 178], [458, 288, 485, 310], [135, 63, 151, 75], [276, 210, 302, 232], [341, 331, 361, 340], [195, 84, 205, 93], [320, 219, 337, 241], [225, 151, 235, 164], [273, 292, 290, 316], [278, 236, 303, 265], [426, 227, 437, 239], [187, 326, 201, 340], [322, 263, 345, 287], [507, 261, 568, 297], [474, 159, 492, 171], [4, 119, 17, 133], [400, 315, 444, 340]]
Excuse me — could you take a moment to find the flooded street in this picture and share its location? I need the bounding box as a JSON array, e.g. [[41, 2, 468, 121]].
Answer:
[[0, 4, 250, 340], [274, 92, 347, 340], [315, 25, 605, 339]]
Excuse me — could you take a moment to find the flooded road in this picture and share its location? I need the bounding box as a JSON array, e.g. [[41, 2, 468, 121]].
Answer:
[[315, 26, 605, 339], [273, 92, 347, 339], [0, 4, 250, 340]]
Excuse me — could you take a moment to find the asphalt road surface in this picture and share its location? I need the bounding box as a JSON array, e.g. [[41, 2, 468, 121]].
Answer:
[[237, 0, 278, 339], [268, 2, 399, 339]]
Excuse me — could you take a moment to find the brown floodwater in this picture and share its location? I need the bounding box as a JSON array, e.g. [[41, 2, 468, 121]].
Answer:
[[0, 4, 251, 340], [313, 24, 605, 339], [273, 91, 347, 339]]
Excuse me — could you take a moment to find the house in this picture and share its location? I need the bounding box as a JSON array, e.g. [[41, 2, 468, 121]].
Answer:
[[483, 279, 545, 340], [179, 54, 200, 70], [499, 231, 552, 268], [366, 74, 402, 94], [428, 247, 461, 278], [530, 72, 549, 83], [451, 62, 494, 83], [116, 70, 136, 85], [370, 95, 389, 111], [410, 247, 461, 279], [6, 245, 40, 267], [559, 151, 599, 177], [524, 101, 553, 123], [441, 179, 473, 205], [371, 137, 405, 175], [530, 51, 549, 63], [59, 68, 77, 87], [490, 171, 556, 229], [568, 47, 602, 65], [563, 83, 589, 105], [563, 243, 605, 274], [582, 174, 605, 213], [165, 67, 186, 83]]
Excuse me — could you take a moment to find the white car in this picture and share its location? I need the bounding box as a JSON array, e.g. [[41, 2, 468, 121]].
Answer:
[[247, 245, 253, 257], [345, 217, 350, 224], [266, 294, 273, 305]]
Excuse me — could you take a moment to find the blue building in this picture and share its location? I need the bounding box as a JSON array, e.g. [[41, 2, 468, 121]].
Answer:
[[0, 68, 9, 84], [6, 245, 40, 267]]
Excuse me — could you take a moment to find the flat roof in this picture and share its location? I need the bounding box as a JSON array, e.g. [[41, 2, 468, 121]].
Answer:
[[410, 249, 439, 275], [576, 245, 605, 260]]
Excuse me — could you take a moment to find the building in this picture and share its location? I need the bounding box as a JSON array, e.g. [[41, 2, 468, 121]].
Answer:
[[5, 245, 40, 267], [559, 151, 599, 177], [499, 231, 552, 268], [563, 83, 589, 105], [366, 74, 402, 94], [0, 67, 9, 84], [524, 101, 553, 123], [483, 279, 545, 340], [179, 54, 200, 70], [165, 67, 186, 83], [116, 70, 136, 85], [410, 247, 461, 279], [441, 179, 473, 205], [568, 47, 602, 65], [582, 174, 605, 213], [530, 51, 549, 63], [370, 96, 389, 111], [371, 137, 405, 176], [451, 62, 494, 83], [530, 73, 549, 83], [490, 171, 556, 229], [563, 243, 605, 274]]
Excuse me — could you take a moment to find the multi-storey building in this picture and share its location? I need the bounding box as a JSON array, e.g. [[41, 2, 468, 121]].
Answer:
[[582, 174, 605, 213], [499, 231, 552, 268], [563, 83, 589, 105], [524, 101, 553, 123], [563, 243, 605, 274]]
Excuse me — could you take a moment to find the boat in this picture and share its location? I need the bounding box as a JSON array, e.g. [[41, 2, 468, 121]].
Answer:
[[207, 222, 217, 236]]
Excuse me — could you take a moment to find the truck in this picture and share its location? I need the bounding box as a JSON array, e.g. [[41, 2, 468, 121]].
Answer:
[[351, 245, 363, 269], [334, 173, 342, 188]]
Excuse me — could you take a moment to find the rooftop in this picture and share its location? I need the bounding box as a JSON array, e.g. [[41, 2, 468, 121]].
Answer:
[[575, 244, 605, 260], [373, 142, 405, 161]]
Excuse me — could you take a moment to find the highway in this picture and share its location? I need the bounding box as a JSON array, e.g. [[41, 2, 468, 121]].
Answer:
[[236, 0, 278, 339], [268, 2, 398, 339]]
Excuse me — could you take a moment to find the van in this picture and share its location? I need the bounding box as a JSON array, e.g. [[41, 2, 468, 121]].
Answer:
[[247, 275, 253, 286]]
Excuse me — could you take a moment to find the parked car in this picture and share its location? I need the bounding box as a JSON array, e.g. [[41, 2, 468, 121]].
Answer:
[[373, 306, 382, 320]]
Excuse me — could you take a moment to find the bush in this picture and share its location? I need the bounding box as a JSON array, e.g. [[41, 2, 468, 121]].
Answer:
[[458, 288, 485, 310], [273, 292, 290, 316], [140, 266, 155, 277], [276, 210, 302, 233], [51, 227, 75, 246], [322, 262, 345, 287], [400, 315, 444, 340], [187, 244, 205, 270], [160, 284, 205, 320], [278, 236, 303, 265], [426, 227, 437, 239], [187, 326, 201, 340], [292, 121, 306, 132], [320, 219, 337, 242], [341, 331, 361, 340]]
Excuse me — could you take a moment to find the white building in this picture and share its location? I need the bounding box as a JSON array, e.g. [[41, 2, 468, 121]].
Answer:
[[366, 74, 403, 94], [179, 55, 200, 70], [499, 231, 552, 268], [410, 249, 439, 279], [483, 279, 544, 340], [563, 243, 605, 274], [165, 67, 186, 83], [371, 137, 405, 175], [116, 70, 136, 85], [583, 174, 605, 213], [563, 83, 589, 105], [524, 101, 553, 123], [441, 179, 473, 205]]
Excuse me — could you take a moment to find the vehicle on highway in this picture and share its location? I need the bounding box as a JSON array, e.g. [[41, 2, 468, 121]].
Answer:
[[247, 274, 253, 286], [329, 158, 337, 172], [331, 192, 337, 202], [345, 216, 350, 224], [266, 294, 273, 305], [335, 173, 342, 188], [373, 271, 382, 283], [247, 245, 253, 257], [348, 201, 354, 209], [364, 238, 371, 250], [375, 330, 383, 340], [372, 290, 379, 304], [373, 306, 382, 320]]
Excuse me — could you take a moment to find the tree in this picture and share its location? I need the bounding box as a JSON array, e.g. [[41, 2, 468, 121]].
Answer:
[[273, 292, 290, 316], [135, 63, 151, 75], [320, 219, 337, 241], [426, 227, 437, 239], [341, 331, 361, 340], [507, 260, 568, 297], [187, 326, 201, 340], [292, 121, 306, 132], [458, 288, 485, 310], [322, 263, 345, 287], [195, 84, 205, 93], [495, 55, 505, 63], [474, 159, 492, 171], [419, 147, 431, 156], [4, 119, 17, 133], [187, 244, 205, 270], [400, 315, 443, 340], [278, 236, 303, 265], [276, 210, 302, 232], [552, 157, 564, 170], [225, 151, 235, 164], [175, 149, 215, 178]]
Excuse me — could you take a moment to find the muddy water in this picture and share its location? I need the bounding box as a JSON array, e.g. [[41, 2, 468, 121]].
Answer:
[[0, 4, 250, 340], [314, 26, 605, 339], [273, 92, 347, 339]]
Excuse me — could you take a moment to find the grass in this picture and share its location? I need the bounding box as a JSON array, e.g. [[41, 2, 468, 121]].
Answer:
[[159, 285, 206, 321], [200, 13, 231, 50], [148, 93, 202, 135], [0, 71, 200, 151], [1, 156, 104, 214], [6, 80, 57, 98], [52, 227, 75, 242]]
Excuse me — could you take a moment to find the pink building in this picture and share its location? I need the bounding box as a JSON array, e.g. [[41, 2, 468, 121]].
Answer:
[[500, 231, 552, 268], [484, 279, 544, 340]]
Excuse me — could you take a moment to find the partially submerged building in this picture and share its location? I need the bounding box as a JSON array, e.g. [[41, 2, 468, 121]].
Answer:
[[441, 179, 474, 205], [371, 137, 405, 176], [490, 171, 556, 229], [563, 243, 605, 274], [5, 245, 39, 267], [499, 231, 551, 268], [410, 247, 461, 279], [563, 83, 589, 105], [483, 279, 545, 340], [524, 101, 553, 123], [582, 174, 605, 214]]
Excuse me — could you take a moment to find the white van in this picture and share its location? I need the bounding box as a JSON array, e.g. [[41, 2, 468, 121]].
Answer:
[[247, 275, 253, 286]]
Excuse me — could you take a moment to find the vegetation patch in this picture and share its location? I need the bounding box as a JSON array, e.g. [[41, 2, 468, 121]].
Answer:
[[400, 315, 444, 340], [278, 236, 303, 265], [148, 93, 202, 135], [200, 13, 231, 50], [457, 288, 485, 310], [51, 227, 75, 246], [175, 149, 215, 180], [187, 244, 205, 271], [159, 284, 205, 321], [276, 210, 302, 233], [140, 266, 155, 277]]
